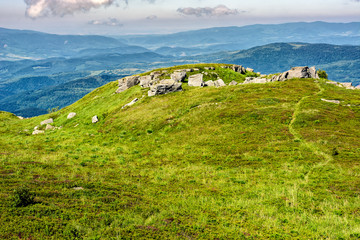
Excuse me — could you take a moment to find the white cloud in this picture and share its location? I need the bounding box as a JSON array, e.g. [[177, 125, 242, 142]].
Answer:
[[177, 5, 241, 17], [24, 0, 116, 18], [88, 18, 124, 27], [146, 15, 157, 20]]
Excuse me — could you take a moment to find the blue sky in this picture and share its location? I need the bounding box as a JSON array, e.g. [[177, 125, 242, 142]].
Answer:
[[0, 0, 360, 35]]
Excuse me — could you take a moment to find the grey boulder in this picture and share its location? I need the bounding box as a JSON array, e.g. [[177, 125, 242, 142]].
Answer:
[[92, 115, 99, 124], [139, 75, 153, 88], [40, 118, 53, 126], [171, 71, 187, 82], [204, 80, 215, 87], [272, 66, 320, 81], [116, 76, 140, 93], [188, 74, 204, 87], [229, 80, 238, 86], [214, 79, 226, 87], [122, 98, 139, 109], [67, 112, 76, 119], [148, 79, 183, 97]]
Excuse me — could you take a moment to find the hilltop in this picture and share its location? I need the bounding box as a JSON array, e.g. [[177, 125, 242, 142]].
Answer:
[[1, 63, 360, 239]]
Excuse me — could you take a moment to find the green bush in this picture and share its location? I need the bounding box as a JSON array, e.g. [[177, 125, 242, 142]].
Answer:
[[318, 69, 328, 79], [10, 185, 35, 207]]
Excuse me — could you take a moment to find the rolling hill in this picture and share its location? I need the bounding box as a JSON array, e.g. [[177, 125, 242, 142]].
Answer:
[[0, 64, 360, 239]]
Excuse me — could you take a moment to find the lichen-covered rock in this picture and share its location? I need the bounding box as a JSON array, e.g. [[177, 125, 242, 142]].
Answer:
[[67, 112, 76, 119], [40, 118, 53, 126], [148, 79, 182, 97], [188, 74, 204, 87], [116, 76, 140, 93], [214, 79, 226, 87]]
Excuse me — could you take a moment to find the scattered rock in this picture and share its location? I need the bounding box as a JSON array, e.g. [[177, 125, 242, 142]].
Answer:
[[326, 81, 338, 86], [67, 112, 76, 119], [204, 67, 215, 70], [45, 124, 55, 130], [148, 79, 183, 97], [214, 79, 226, 87], [122, 98, 139, 109], [92, 115, 99, 124], [18, 116, 24, 120], [171, 71, 187, 82], [32, 130, 45, 135], [204, 80, 215, 87], [321, 99, 341, 104], [340, 82, 355, 89], [193, 68, 199, 71], [244, 77, 269, 84], [246, 67, 254, 72], [34, 126, 39, 130], [188, 74, 204, 87], [356, 85, 360, 89], [228, 80, 238, 86], [73, 187, 84, 191], [272, 66, 319, 81], [116, 76, 140, 93], [40, 118, 53, 126]]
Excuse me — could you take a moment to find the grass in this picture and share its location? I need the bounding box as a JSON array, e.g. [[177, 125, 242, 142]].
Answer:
[[1, 64, 360, 239]]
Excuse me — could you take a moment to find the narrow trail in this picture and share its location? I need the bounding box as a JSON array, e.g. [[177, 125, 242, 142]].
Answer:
[[288, 81, 333, 182]]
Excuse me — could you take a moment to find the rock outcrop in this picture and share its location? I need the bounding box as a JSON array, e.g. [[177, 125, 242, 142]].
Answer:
[[188, 74, 204, 87], [272, 66, 319, 81], [116, 76, 140, 93], [244, 77, 270, 84], [148, 79, 183, 97], [229, 81, 238, 86]]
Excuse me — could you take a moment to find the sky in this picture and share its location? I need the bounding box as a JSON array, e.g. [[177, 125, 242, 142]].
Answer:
[[0, 0, 360, 35]]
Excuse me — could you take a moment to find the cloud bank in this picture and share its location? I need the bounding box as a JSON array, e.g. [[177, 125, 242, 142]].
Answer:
[[177, 5, 240, 17], [24, 0, 116, 18]]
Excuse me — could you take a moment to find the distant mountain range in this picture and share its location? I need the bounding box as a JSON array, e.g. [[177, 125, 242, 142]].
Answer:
[[117, 21, 360, 51], [0, 22, 360, 117]]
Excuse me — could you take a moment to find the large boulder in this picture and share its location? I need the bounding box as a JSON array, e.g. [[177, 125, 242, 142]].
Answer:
[[40, 118, 53, 126], [272, 66, 320, 81], [139, 75, 153, 88], [232, 65, 246, 74], [204, 80, 215, 87], [188, 74, 204, 87], [171, 71, 187, 82], [214, 79, 226, 87], [116, 76, 140, 93], [229, 80, 238, 86], [340, 82, 355, 89], [148, 79, 183, 97]]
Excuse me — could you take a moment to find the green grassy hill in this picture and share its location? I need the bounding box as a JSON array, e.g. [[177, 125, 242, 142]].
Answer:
[[1, 64, 360, 239]]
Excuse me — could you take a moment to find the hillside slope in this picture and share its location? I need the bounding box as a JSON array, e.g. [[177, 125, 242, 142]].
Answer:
[[0, 64, 360, 239]]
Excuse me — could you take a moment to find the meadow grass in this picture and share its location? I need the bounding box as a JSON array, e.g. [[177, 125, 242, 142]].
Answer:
[[1, 64, 360, 239]]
